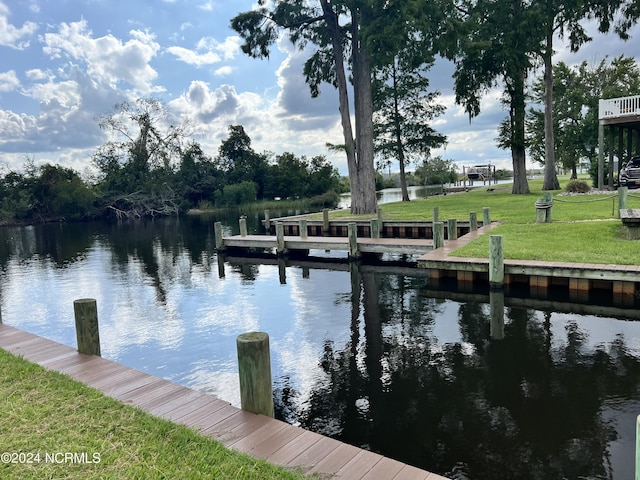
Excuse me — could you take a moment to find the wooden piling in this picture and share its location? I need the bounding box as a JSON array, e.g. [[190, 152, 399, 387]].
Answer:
[[619, 187, 628, 217], [236, 332, 274, 418], [370, 218, 380, 239], [489, 235, 504, 289], [73, 298, 101, 356], [433, 221, 444, 249], [239, 217, 248, 237], [348, 222, 359, 258], [470, 212, 477, 231], [276, 222, 286, 255], [447, 219, 458, 241], [322, 209, 330, 235], [214, 221, 224, 250], [433, 207, 439, 223], [483, 207, 491, 227], [299, 219, 308, 239], [264, 209, 271, 232]]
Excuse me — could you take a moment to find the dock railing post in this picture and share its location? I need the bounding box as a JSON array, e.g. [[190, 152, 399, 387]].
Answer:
[[73, 298, 101, 356], [447, 219, 458, 241], [433, 207, 439, 223], [276, 222, 286, 255], [236, 332, 274, 418], [370, 218, 380, 238], [489, 235, 504, 289], [264, 209, 271, 233], [214, 221, 224, 250], [299, 219, 308, 239], [483, 207, 491, 227], [619, 187, 628, 217], [348, 222, 359, 258], [470, 212, 478, 231], [322, 208, 330, 235], [433, 221, 444, 249], [239, 217, 248, 237]]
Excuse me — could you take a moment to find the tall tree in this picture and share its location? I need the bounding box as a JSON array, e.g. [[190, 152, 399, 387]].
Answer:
[[372, 57, 447, 202], [537, 0, 640, 191], [231, 1, 378, 214], [450, 0, 542, 194]]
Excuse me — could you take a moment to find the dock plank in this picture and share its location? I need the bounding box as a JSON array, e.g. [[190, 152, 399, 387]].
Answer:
[[0, 324, 447, 479]]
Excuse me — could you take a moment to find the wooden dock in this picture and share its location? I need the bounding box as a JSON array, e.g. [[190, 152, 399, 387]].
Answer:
[[0, 323, 446, 480], [222, 234, 434, 256]]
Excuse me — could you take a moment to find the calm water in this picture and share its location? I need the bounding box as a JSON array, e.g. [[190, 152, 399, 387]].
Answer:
[[1, 215, 639, 480]]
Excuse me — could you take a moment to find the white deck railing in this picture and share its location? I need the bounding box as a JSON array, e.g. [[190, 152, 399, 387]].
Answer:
[[599, 95, 640, 120]]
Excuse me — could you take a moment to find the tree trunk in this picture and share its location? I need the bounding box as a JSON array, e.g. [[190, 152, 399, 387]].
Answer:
[[542, 30, 560, 190], [392, 62, 410, 202], [511, 68, 530, 194]]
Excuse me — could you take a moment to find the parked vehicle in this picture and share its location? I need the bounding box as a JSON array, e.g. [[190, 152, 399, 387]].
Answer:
[[619, 156, 640, 188]]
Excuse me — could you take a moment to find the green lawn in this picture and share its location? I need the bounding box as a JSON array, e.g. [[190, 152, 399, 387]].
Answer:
[[0, 349, 306, 480], [323, 177, 640, 265]]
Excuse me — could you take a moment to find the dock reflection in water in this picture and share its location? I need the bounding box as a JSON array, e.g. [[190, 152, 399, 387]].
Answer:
[[0, 217, 638, 479]]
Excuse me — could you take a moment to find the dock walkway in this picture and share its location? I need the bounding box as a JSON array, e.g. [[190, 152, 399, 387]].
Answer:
[[0, 323, 445, 480]]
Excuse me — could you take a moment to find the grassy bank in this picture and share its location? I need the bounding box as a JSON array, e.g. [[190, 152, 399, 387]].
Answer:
[[0, 349, 305, 480], [322, 178, 640, 265]]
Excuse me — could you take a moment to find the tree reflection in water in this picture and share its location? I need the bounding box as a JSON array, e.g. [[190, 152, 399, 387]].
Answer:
[[275, 265, 640, 480]]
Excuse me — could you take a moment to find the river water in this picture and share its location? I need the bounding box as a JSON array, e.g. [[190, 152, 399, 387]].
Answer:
[[1, 210, 639, 479]]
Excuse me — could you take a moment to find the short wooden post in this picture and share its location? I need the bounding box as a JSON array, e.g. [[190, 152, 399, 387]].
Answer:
[[447, 219, 458, 240], [276, 222, 286, 255], [433, 207, 439, 223], [489, 235, 504, 289], [214, 221, 224, 250], [483, 207, 491, 227], [370, 218, 380, 238], [433, 221, 444, 249], [322, 208, 330, 235], [348, 222, 358, 258], [239, 217, 248, 237], [236, 332, 274, 418], [470, 212, 477, 231], [619, 187, 628, 217], [264, 209, 271, 232], [299, 219, 308, 239], [73, 298, 101, 356]]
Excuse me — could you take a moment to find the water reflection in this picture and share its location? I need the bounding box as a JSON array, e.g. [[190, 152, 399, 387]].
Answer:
[[0, 218, 639, 479]]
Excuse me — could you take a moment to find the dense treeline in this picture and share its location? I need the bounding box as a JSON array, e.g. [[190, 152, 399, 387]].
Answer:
[[0, 116, 343, 224]]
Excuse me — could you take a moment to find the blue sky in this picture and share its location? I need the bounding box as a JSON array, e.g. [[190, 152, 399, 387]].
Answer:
[[1, 0, 639, 177]]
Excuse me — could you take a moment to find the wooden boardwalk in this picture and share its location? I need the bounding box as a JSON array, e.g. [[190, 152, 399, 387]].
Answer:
[[0, 324, 446, 480]]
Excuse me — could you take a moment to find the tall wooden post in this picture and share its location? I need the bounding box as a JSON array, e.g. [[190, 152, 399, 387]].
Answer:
[[264, 209, 271, 233], [433, 207, 439, 223], [276, 222, 286, 255], [299, 219, 308, 239], [483, 207, 491, 227], [447, 219, 458, 241], [470, 212, 478, 231], [348, 222, 359, 258], [370, 219, 380, 238], [236, 332, 274, 418], [214, 221, 224, 250], [73, 298, 101, 356], [433, 221, 444, 249], [619, 187, 628, 217], [239, 217, 248, 237], [489, 235, 504, 289], [322, 208, 330, 235]]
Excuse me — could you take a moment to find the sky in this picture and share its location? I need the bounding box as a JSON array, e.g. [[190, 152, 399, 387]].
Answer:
[[0, 0, 639, 178]]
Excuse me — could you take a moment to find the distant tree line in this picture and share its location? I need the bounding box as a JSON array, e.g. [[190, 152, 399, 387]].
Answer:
[[0, 100, 343, 224]]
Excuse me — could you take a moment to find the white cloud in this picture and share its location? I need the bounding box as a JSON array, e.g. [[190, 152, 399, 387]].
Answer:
[[167, 36, 241, 67], [214, 66, 233, 77], [41, 20, 161, 92], [166, 45, 221, 66], [0, 1, 38, 49], [0, 70, 20, 92]]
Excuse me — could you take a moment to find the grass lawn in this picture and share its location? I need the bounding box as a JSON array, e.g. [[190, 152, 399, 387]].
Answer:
[[0, 349, 306, 480], [322, 177, 640, 265]]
